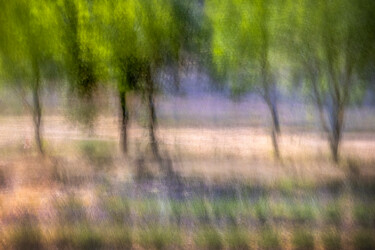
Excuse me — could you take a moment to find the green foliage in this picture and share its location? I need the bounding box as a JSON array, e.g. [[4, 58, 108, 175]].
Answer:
[[322, 230, 342, 250], [54, 226, 103, 250], [54, 194, 86, 225], [9, 223, 44, 250], [254, 197, 270, 224], [103, 227, 132, 250], [291, 202, 316, 224], [195, 227, 223, 250], [352, 230, 375, 250], [103, 196, 131, 225], [291, 229, 314, 250], [79, 140, 114, 170], [225, 228, 251, 250], [324, 201, 342, 226], [139, 226, 181, 250], [258, 227, 281, 250], [353, 203, 375, 228]]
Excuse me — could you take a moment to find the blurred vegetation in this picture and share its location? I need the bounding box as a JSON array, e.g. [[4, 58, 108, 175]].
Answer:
[[0, 0, 375, 249]]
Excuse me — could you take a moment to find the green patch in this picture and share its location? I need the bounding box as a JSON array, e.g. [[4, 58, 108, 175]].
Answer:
[[139, 226, 182, 250], [195, 227, 223, 250], [322, 230, 342, 250], [258, 228, 281, 250], [225, 228, 251, 250], [292, 229, 314, 250], [352, 230, 375, 250], [79, 140, 115, 170]]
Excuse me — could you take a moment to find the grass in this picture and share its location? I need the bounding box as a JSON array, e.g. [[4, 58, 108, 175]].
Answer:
[[139, 226, 182, 250], [258, 227, 281, 250], [225, 228, 251, 250], [54, 194, 86, 225], [324, 201, 342, 226], [53, 225, 103, 250], [291, 228, 314, 250], [291, 202, 316, 224], [102, 196, 131, 225], [8, 223, 44, 250], [254, 197, 270, 224], [79, 140, 114, 171], [321, 230, 342, 250], [195, 227, 223, 250], [352, 230, 375, 250], [353, 203, 375, 228]]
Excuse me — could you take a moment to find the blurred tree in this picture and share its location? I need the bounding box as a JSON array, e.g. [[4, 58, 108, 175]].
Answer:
[[206, 0, 282, 159], [284, 0, 375, 162], [0, 0, 60, 154], [92, 0, 143, 155], [56, 0, 107, 132]]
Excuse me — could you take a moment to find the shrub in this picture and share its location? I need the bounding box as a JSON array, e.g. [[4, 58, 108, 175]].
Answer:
[[103, 196, 131, 225], [54, 226, 103, 250], [324, 202, 342, 226], [54, 194, 86, 225], [353, 230, 375, 250], [195, 227, 223, 250], [225, 228, 251, 250], [292, 229, 314, 250], [139, 226, 181, 250], [104, 227, 132, 250], [292, 203, 316, 224], [254, 198, 270, 225], [80, 140, 114, 170], [258, 228, 281, 250], [353, 203, 375, 228], [9, 224, 44, 250], [322, 230, 342, 250]]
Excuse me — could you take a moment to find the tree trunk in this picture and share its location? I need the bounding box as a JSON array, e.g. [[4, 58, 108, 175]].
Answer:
[[119, 90, 129, 155], [32, 77, 43, 155], [146, 65, 160, 160], [329, 102, 344, 163], [265, 96, 280, 159]]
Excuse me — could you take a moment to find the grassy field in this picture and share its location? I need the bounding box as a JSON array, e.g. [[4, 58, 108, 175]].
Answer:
[[0, 114, 374, 249]]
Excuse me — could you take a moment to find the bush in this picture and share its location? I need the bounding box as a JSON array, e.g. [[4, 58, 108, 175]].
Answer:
[[324, 202, 342, 226], [9, 224, 44, 250], [190, 199, 211, 225], [139, 226, 181, 250], [54, 226, 103, 250], [80, 140, 114, 170], [322, 230, 342, 250], [292, 229, 314, 250], [103, 196, 131, 225], [225, 228, 251, 250], [258, 228, 281, 250], [353, 203, 375, 228], [353, 230, 375, 250], [254, 198, 270, 224], [292, 203, 316, 224], [54, 195, 86, 225], [104, 227, 132, 250], [195, 227, 223, 250]]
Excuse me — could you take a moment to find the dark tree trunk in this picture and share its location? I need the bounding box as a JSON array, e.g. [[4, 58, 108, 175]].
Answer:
[[265, 96, 280, 159], [119, 90, 129, 155], [32, 76, 43, 155], [329, 102, 344, 163], [146, 65, 160, 160]]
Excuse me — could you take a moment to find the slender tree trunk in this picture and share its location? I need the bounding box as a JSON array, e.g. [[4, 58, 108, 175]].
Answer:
[[329, 102, 344, 163], [32, 76, 43, 155], [146, 65, 160, 160], [119, 90, 129, 155], [265, 95, 280, 159]]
